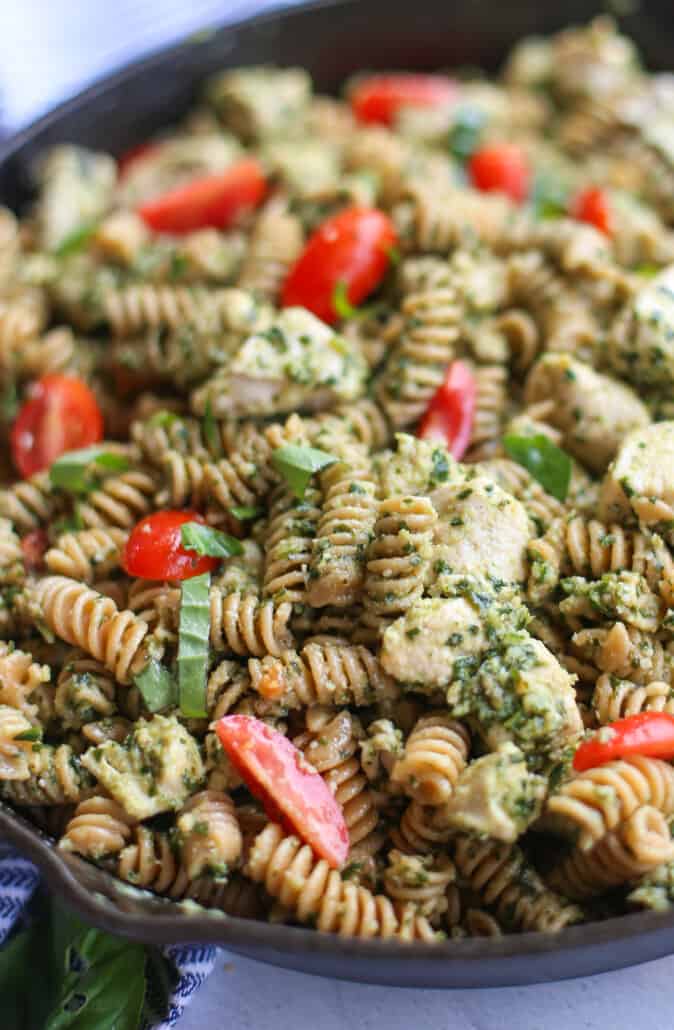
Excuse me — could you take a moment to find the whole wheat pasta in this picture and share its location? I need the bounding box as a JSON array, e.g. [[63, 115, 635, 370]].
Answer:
[[176, 790, 243, 880], [391, 714, 470, 806], [593, 674, 674, 724], [45, 527, 127, 583]]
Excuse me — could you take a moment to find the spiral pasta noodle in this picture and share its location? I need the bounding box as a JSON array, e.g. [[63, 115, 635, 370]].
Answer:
[[245, 822, 436, 939], [45, 527, 127, 583], [262, 485, 322, 604], [391, 714, 470, 806], [592, 675, 674, 724], [176, 790, 243, 880], [547, 805, 674, 900]]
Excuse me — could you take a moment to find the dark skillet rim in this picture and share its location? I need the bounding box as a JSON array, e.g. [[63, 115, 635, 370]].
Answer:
[[1, 0, 674, 980]]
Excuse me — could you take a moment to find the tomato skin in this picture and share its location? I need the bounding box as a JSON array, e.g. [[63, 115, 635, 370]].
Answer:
[[138, 158, 268, 234], [21, 530, 48, 572], [570, 186, 613, 236], [469, 144, 530, 203], [11, 375, 104, 479], [281, 206, 397, 324], [573, 712, 674, 772], [350, 74, 456, 126], [117, 142, 162, 179], [418, 360, 476, 460], [216, 715, 349, 867], [122, 511, 219, 581]]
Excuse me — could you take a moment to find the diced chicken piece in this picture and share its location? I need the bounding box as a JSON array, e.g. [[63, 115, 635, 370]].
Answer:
[[262, 139, 341, 198], [380, 596, 489, 689], [435, 743, 546, 842], [599, 421, 674, 538], [81, 715, 204, 820], [191, 307, 367, 417], [431, 475, 531, 583], [606, 265, 674, 388], [205, 66, 311, 141], [36, 145, 116, 252], [524, 353, 650, 473], [373, 433, 458, 498]]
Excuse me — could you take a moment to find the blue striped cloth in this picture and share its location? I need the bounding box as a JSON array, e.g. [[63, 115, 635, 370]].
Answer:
[[0, 846, 217, 1028]]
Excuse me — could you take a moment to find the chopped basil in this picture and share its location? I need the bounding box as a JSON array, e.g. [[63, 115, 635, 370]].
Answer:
[[229, 505, 261, 521], [14, 726, 42, 742], [271, 444, 337, 499], [49, 446, 129, 495], [180, 521, 243, 558], [147, 409, 179, 428], [503, 433, 572, 502], [203, 399, 222, 457], [133, 660, 177, 714], [530, 171, 569, 220], [447, 106, 485, 162], [0, 379, 18, 423], [178, 572, 211, 718], [52, 221, 98, 258], [333, 280, 360, 319]]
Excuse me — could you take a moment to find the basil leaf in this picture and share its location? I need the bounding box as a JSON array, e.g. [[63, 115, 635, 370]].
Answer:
[[271, 444, 337, 499], [178, 572, 211, 718], [447, 106, 485, 162], [49, 447, 129, 495], [147, 409, 178, 428], [53, 223, 98, 259], [503, 433, 572, 502], [333, 280, 360, 319], [229, 505, 261, 521], [0, 378, 18, 422], [45, 927, 145, 1030], [203, 399, 222, 457], [14, 726, 42, 741], [133, 659, 177, 713], [180, 521, 243, 558], [530, 171, 569, 221]]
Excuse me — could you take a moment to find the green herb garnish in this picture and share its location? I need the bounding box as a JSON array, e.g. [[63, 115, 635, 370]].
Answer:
[[202, 399, 222, 457], [147, 409, 179, 428], [49, 447, 129, 495], [503, 433, 572, 502], [180, 521, 243, 559], [271, 444, 337, 499], [133, 660, 177, 714], [447, 106, 485, 162], [52, 222, 98, 258], [14, 726, 42, 742], [530, 172, 569, 220], [332, 280, 383, 321], [177, 572, 211, 718], [228, 505, 261, 521]]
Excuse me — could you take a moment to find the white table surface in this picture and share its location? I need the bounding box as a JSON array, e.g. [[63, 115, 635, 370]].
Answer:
[[2, 2, 674, 1026]]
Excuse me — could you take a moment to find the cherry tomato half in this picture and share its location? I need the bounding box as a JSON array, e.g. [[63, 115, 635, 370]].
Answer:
[[20, 529, 48, 572], [122, 510, 219, 581], [573, 712, 674, 772], [350, 73, 457, 126], [469, 144, 530, 203], [138, 158, 268, 234], [11, 375, 104, 479], [570, 186, 613, 237], [282, 206, 397, 325], [216, 715, 349, 868], [418, 360, 476, 460]]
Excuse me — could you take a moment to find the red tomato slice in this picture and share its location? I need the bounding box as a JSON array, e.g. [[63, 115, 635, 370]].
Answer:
[[570, 186, 613, 237], [11, 375, 104, 479], [281, 206, 397, 325], [117, 142, 163, 179], [418, 360, 476, 459], [350, 73, 457, 126], [20, 529, 48, 572], [573, 712, 674, 772], [138, 158, 267, 234], [216, 715, 349, 867], [469, 144, 530, 203], [122, 510, 219, 581]]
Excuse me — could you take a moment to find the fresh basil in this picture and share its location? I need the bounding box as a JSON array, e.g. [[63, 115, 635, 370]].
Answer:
[[49, 447, 129, 495], [133, 660, 177, 714], [271, 444, 337, 499], [177, 572, 211, 718], [52, 223, 98, 259], [202, 399, 222, 457], [503, 433, 572, 502], [447, 106, 485, 162], [14, 726, 42, 742], [229, 505, 261, 521], [180, 521, 243, 559], [333, 280, 360, 319], [147, 409, 179, 428], [530, 171, 569, 221]]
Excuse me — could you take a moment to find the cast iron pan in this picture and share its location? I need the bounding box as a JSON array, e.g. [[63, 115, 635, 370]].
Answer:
[[1, 0, 674, 988]]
